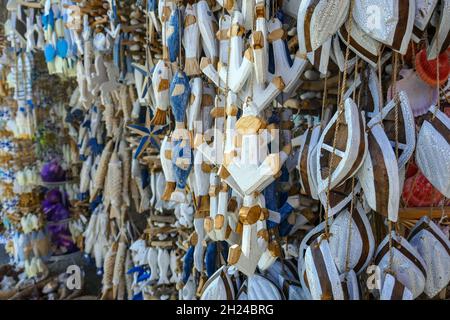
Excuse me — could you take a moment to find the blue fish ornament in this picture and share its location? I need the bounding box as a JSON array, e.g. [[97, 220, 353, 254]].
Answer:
[[167, 7, 181, 63]]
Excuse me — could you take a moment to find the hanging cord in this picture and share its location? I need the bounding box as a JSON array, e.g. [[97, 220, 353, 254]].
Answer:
[[322, 0, 354, 239], [320, 74, 328, 128], [432, 21, 441, 119]]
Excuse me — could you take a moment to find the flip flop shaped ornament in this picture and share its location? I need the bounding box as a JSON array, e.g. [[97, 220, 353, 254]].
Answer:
[[340, 270, 361, 300], [238, 274, 285, 300], [316, 98, 367, 194], [371, 91, 416, 168], [408, 217, 450, 298], [318, 181, 362, 218], [427, 0, 450, 59], [353, 0, 415, 55], [293, 123, 320, 199], [358, 109, 400, 222], [297, 0, 350, 54], [415, 105, 450, 198], [414, 0, 439, 35], [328, 201, 375, 275], [304, 234, 345, 300], [375, 231, 427, 299], [331, 35, 358, 73], [200, 266, 240, 300], [306, 37, 332, 76], [337, 16, 382, 67], [380, 273, 413, 300]]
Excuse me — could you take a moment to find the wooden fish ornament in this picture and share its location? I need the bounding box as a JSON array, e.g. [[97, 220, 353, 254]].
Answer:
[[169, 71, 193, 203], [160, 136, 176, 201], [158, 0, 175, 59], [151, 59, 172, 125], [167, 6, 181, 64], [183, 4, 201, 76]]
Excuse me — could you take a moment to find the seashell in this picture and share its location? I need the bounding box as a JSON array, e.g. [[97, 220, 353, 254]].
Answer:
[[415, 49, 449, 86], [387, 69, 437, 117]]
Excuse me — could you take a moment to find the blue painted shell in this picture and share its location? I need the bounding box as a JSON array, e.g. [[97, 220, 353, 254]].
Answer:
[[167, 8, 181, 63], [169, 71, 191, 122], [171, 138, 193, 190]]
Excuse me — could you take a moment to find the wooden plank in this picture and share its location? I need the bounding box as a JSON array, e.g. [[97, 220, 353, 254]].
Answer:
[[149, 214, 176, 224], [398, 207, 449, 220]]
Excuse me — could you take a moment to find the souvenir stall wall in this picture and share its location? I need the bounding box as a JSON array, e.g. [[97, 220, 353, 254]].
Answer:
[[1, 0, 450, 301]]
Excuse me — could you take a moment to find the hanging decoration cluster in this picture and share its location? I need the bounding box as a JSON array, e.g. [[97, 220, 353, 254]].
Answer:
[[1, 0, 450, 300]]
